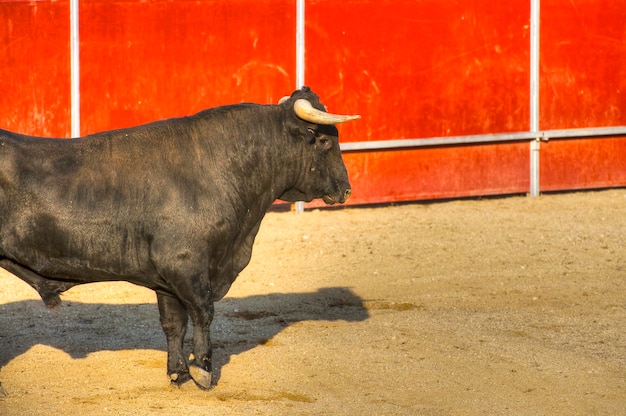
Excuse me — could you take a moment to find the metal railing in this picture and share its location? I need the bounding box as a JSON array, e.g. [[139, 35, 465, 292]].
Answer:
[[340, 126, 626, 152]]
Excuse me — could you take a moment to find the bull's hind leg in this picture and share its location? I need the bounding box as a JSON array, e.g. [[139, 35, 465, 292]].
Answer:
[[0, 259, 78, 308], [157, 293, 191, 385]]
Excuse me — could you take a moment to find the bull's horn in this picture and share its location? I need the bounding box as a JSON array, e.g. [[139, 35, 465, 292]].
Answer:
[[293, 99, 360, 125]]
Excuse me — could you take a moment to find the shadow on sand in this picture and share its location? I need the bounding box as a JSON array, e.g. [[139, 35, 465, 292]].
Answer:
[[0, 287, 368, 394]]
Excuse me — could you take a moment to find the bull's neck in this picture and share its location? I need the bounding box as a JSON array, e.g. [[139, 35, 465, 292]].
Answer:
[[193, 105, 300, 216]]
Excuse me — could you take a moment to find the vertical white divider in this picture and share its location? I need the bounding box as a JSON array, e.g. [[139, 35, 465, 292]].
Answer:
[[70, 0, 80, 138], [529, 0, 541, 197], [295, 0, 305, 213]]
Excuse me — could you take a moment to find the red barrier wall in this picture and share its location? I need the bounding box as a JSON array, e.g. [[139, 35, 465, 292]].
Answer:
[[1, 0, 625, 205]]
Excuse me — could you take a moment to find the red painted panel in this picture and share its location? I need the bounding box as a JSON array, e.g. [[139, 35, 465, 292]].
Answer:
[[339, 143, 530, 206], [306, 0, 530, 144], [542, 138, 626, 191], [540, 0, 626, 190], [541, 0, 626, 129], [80, 0, 296, 135], [0, 1, 70, 137], [305, 0, 531, 205]]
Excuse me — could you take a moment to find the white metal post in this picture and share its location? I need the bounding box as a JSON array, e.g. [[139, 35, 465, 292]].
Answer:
[[295, 0, 305, 213], [296, 0, 305, 90], [529, 0, 541, 197], [70, 0, 80, 138]]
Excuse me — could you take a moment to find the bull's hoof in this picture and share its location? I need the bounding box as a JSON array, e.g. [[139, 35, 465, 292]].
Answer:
[[189, 364, 213, 390]]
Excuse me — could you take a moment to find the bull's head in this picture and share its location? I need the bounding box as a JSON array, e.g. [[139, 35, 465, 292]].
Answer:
[[278, 87, 360, 205]]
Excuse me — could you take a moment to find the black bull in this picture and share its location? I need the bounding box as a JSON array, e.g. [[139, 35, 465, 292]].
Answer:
[[0, 87, 359, 392]]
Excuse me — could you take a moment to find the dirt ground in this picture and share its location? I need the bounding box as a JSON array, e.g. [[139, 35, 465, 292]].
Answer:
[[0, 189, 625, 415]]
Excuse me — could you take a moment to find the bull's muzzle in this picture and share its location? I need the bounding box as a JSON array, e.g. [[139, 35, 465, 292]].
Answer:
[[324, 188, 352, 205]]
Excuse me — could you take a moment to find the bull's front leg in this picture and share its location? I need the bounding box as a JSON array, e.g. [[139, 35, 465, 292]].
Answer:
[[157, 293, 191, 385], [187, 300, 215, 390], [158, 288, 215, 390]]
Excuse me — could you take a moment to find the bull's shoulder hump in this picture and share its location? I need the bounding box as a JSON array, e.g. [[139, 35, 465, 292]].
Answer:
[[191, 102, 273, 121]]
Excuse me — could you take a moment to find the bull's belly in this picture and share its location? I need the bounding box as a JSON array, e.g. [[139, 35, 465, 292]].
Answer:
[[5, 246, 162, 290], [24, 250, 154, 284], [0, 215, 161, 289]]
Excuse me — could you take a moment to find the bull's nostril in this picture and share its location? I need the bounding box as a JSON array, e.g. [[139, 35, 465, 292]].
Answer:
[[344, 189, 352, 201]]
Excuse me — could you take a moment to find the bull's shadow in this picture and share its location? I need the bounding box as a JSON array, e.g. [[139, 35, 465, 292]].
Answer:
[[0, 287, 368, 389]]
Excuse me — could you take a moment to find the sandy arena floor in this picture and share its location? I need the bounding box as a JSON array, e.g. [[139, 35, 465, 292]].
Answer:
[[1, 189, 625, 415]]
